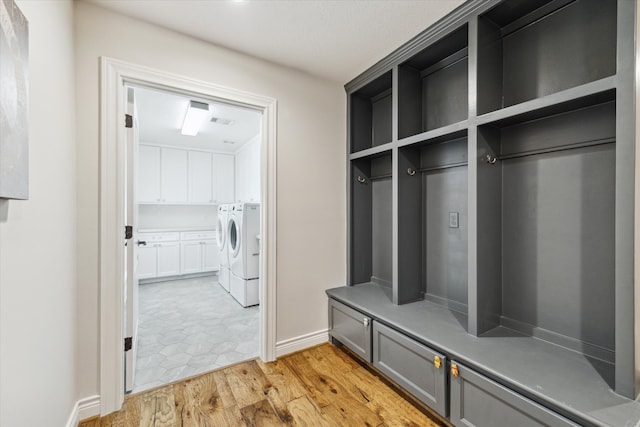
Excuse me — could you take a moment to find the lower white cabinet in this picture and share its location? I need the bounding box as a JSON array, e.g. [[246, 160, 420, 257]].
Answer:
[[181, 240, 218, 274], [138, 230, 218, 280], [137, 241, 180, 279]]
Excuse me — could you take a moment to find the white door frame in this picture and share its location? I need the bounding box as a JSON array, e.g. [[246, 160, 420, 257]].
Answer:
[[99, 56, 277, 415]]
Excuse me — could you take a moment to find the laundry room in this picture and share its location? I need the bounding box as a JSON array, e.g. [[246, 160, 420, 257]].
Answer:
[[130, 85, 262, 392]]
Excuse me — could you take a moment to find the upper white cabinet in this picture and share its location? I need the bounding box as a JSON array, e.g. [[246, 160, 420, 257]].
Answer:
[[235, 137, 260, 202], [188, 150, 214, 203], [138, 144, 235, 205], [138, 145, 161, 203], [160, 148, 188, 203], [213, 154, 235, 204]]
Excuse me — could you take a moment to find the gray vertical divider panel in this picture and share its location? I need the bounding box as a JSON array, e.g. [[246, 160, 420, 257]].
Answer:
[[397, 146, 423, 303], [475, 126, 502, 335], [391, 67, 400, 305], [467, 15, 479, 336], [615, 0, 638, 399]]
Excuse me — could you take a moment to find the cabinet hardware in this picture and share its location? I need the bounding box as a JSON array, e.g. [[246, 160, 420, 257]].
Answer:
[[137, 240, 147, 246], [357, 175, 367, 184], [407, 167, 416, 176], [451, 363, 459, 378], [484, 154, 497, 164], [434, 355, 442, 369], [363, 318, 370, 328]]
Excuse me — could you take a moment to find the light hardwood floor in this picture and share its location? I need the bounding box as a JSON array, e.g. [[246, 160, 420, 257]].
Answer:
[[80, 343, 445, 427]]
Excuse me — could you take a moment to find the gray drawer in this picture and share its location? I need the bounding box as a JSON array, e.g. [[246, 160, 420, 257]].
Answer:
[[328, 299, 372, 362], [450, 362, 578, 427], [373, 321, 447, 417]]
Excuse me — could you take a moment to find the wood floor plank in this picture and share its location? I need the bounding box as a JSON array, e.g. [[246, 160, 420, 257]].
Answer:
[[79, 343, 445, 427], [239, 399, 284, 427], [284, 349, 383, 427], [257, 357, 307, 402], [347, 366, 444, 427], [224, 360, 272, 408], [212, 369, 237, 409], [286, 394, 332, 427]]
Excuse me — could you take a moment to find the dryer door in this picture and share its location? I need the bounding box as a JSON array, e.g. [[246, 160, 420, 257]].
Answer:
[[216, 215, 226, 249], [228, 216, 242, 259]]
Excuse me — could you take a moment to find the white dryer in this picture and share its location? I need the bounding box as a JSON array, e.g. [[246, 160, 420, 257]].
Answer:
[[228, 203, 260, 307], [216, 204, 231, 292]]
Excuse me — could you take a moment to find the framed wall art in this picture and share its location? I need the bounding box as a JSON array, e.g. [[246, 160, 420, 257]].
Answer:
[[0, 0, 28, 200]]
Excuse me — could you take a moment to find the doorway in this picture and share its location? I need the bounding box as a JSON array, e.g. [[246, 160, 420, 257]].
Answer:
[[125, 84, 263, 393], [99, 57, 277, 415]]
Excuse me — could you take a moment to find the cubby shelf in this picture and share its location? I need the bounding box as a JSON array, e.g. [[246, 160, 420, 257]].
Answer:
[[341, 0, 638, 424]]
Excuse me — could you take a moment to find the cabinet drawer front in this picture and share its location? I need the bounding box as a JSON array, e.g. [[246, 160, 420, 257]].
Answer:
[[139, 232, 179, 242], [373, 322, 447, 417], [181, 231, 216, 241], [450, 362, 578, 427], [329, 299, 372, 362]]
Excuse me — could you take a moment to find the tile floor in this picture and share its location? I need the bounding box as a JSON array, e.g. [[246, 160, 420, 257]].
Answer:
[[133, 275, 259, 393]]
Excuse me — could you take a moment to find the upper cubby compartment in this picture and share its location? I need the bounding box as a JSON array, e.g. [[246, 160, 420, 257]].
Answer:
[[398, 25, 468, 140], [477, 0, 616, 115], [350, 152, 393, 288], [350, 71, 393, 153]]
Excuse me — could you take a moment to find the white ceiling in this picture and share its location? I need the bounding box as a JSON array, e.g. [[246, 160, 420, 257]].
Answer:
[[134, 86, 262, 152], [82, 0, 465, 84]]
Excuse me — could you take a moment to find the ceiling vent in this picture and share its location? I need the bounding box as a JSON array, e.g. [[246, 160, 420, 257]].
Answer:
[[223, 140, 236, 145], [210, 117, 235, 125]]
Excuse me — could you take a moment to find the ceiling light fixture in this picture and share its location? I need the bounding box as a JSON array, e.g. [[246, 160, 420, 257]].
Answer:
[[181, 100, 209, 136]]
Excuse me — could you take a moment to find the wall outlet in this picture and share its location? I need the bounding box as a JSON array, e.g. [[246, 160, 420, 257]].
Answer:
[[449, 212, 459, 228]]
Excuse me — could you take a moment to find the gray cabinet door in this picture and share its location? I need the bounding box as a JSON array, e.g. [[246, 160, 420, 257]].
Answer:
[[372, 321, 447, 416], [328, 299, 372, 362], [450, 362, 578, 427]]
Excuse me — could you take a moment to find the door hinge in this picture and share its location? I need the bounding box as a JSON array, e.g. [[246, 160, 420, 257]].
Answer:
[[125, 114, 133, 128], [124, 337, 133, 352], [125, 225, 133, 240]]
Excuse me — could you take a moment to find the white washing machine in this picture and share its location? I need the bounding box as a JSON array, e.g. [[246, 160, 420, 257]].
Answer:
[[228, 202, 260, 307], [216, 204, 230, 292]]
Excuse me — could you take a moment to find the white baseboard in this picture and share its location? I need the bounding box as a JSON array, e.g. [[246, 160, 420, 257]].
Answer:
[[275, 328, 329, 358], [65, 395, 100, 427]]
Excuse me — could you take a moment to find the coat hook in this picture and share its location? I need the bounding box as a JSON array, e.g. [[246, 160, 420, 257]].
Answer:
[[357, 175, 367, 183], [484, 154, 497, 164], [407, 167, 416, 176]]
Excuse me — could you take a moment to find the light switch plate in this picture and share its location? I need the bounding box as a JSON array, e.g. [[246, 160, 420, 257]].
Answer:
[[449, 212, 459, 228]]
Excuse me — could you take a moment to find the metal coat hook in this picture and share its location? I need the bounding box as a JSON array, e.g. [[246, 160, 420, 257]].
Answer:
[[357, 175, 367, 183], [484, 154, 497, 164], [407, 167, 416, 176]]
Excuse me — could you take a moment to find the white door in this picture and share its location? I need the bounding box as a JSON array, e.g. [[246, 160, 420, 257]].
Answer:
[[161, 148, 188, 203], [188, 151, 213, 203], [214, 154, 235, 203], [124, 87, 139, 392]]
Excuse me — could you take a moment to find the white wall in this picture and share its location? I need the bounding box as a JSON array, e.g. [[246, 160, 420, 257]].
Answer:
[[138, 205, 217, 230], [0, 1, 77, 426], [75, 2, 346, 399]]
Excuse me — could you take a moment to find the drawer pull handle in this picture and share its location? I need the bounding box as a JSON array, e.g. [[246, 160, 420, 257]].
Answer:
[[363, 318, 370, 328], [451, 363, 459, 378], [434, 356, 441, 369]]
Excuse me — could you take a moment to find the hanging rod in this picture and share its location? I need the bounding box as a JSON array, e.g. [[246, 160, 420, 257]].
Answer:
[[419, 161, 468, 173], [498, 137, 615, 161]]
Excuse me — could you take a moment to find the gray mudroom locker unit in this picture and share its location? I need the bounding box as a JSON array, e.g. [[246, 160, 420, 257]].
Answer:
[[326, 0, 640, 426]]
